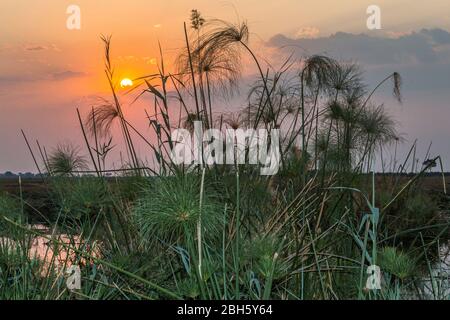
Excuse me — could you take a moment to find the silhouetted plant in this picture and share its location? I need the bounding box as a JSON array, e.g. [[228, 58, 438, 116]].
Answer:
[[47, 143, 88, 176]]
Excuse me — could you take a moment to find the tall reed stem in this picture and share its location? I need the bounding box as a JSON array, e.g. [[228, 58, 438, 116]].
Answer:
[[198, 168, 206, 280], [234, 169, 240, 299]]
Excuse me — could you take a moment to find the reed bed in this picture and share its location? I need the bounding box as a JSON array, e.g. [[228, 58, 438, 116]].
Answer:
[[1, 11, 449, 300]]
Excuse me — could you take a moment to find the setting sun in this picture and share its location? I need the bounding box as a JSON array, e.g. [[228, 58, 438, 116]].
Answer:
[[120, 78, 133, 88]]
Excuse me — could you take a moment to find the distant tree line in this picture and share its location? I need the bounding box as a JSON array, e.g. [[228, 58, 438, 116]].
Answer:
[[0, 172, 40, 179]]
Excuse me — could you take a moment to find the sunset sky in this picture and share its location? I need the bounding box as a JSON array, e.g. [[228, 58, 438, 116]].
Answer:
[[1, 0, 450, 172]]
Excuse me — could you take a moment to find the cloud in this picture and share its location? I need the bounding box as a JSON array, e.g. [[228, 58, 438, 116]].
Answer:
[[143, 57, 157, 65], [24, 44, 60, 52], [295, 27, 320, 39], [51, 71, 86, 80], [421, 28, 450, 45], [0, 70, 52, 85], [25, 45, 47, 51], [0, 70, 86, 85], [267, 28, 450, 93], [267, 28, 450, 66], [386, 31, 413, 39], [117, 55, 137, 62]]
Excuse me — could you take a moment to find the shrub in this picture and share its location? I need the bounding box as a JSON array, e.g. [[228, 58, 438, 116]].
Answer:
[[49, 177, 110, 225], [133, 174, 221, 244], [379, 247, 416, 280], [383, 191, 443, 243], [0, 193, 25, 237]]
